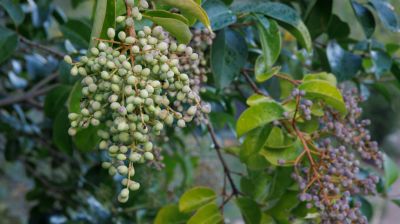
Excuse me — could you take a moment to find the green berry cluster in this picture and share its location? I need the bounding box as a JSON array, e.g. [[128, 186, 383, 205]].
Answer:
[[64, 17, 210, 202]]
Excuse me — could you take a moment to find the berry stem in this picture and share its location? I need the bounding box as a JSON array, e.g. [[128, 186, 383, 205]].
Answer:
[[125, 0, 136, 38]]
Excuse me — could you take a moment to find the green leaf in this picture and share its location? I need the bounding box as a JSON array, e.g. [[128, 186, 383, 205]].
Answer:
[[187, 203, 223, 224], [73, 125, 102, 152], [371, 50, 392, 78], [0, 26, 18, 63], [260, 140, 302, 166], [384, 154, 399, 189], [155, 204, 191, 224], [327, 15, 350, 40], [0, 0, 25, 25], [392, 199, 400, 207], [240, 125, 272, 170], [60, 19, 92, 48], [255, 55, 281, 82], [211, 28, 248, 89], [351, 1, 375, 38], [305, 0, 333, 39], [236, 101, 284, 137], [266, 191, 299, 222], [144, 10, 189, 24], [44, 85, 72, 119], [358, 197, 373, 221], [158, 0, 212, 31], [179, 187, 217, 213], [236, 197, 261, 224], [67, 82, 83, 113], [299, 80, 347, 115], [265, 127, 297, 149], [326, 41, 362, 81], [144, 11, 192, 44], [89, 0, 116, 48], [302, 72, 337, 86], [256, 16, 281, 67], [203, 0, 237, 30], [53, 108, 73, 154], [246, 94, 272, 106], [369, 0, 400, 32], [232, 2, 312, 51]]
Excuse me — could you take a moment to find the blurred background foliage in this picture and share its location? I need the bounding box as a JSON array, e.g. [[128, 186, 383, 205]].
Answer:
[[1, 0, 400, 223]]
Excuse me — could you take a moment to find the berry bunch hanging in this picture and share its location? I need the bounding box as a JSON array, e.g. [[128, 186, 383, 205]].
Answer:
[[289, 88, 382, 223], [63, 0, 210, 203]]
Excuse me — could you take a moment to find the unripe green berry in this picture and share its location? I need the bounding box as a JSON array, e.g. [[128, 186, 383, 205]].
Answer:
[[68, 128, 77, 136], [108, 166, 117, 176], [116, 16, 126, 23], [117, 153, 127, 161], [144, 152, 154, 160], [64, 55, 72, 64], [118, 31, 126, 41], [177, 119, 186, 128], [144, 142, 153, 151], [129, 152, 142, 162], [70, 66, 78, 76], [101, 162, 111, 169], [107, 28, 115, 39], [129, 182, 140, 191], [117, 165, 129, 175], [125, 36, 135, 44], [120, 188, 129, 198]]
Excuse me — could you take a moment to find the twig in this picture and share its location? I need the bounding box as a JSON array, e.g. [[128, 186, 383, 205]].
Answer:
[[206, 118, 240, 197], [241, 69, 269, 97], [125, 0, 136, 37], [0, 73, 58, 107], [19, 36, 65, 59]]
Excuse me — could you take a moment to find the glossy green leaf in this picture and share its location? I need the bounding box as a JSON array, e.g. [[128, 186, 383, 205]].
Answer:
[[240, 125, 272, 170], [179, 187, 217, 213], [211, 28, 247, 89], [302, 72, 337, 86], [265, 127, 297, 149], [44, 85, 72, 119], [144, 10, 189, 24], [0, 0, 25, 25], [305, 0, 333, 38], [384, 154, 399, 189], [299, 80, 347, 115], [236, 197, 262, 224], [0, 26, 18, 63], [371, 50, 392, 78], [359, 197, 373, 221], [232, 2, 312, 51], [144, 12, 192, 44], [236, 101, 284, 137], [53, 108, 73, 154], [158, 0, 212, 31], [351, 1, 375, 38], [266, 191, 299, 222], [187, 203, 223, 224], [89, 0, 116, 48], [327, 15, 350, 40], [392, 199, 400, 207], [67, 82, 83, 113], [326, 41, 362, 81], [260, 139, 302, 166], [203, 0, 237, 30], [60, 19, 91, 48], [246, 94, 273, 106], [255, 56, 281, 83], [73, 125, 102, 152], [369, 0, 400, 32], [240, 173, 269, 200], [155, 204, 191, 224], [256, 17, 281, 68]]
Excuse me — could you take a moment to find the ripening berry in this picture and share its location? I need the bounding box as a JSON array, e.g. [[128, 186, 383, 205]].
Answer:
[[126, 17, 134, 27], [144, 152, 154, 160]]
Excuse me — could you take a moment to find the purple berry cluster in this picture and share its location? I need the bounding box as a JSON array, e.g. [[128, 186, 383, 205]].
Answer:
[[287, 89, 313, 121], [291, 88, 382, 223]]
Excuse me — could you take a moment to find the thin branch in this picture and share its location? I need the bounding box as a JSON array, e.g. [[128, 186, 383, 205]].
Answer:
[[125, 0, 136, 37], [241, 69, 269, 97], [206, 118, 240, 197], [0, 73, 58, 107], [19, 36, 65, 59]]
